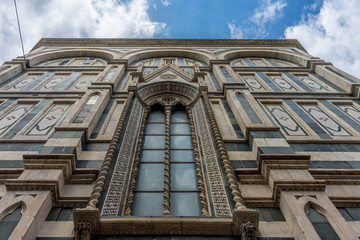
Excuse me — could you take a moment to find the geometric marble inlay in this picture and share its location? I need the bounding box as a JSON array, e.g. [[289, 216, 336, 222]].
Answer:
[[270, 75, 298, 91], [26, 103, 71, 135], [1, 75, 39, 91], [301, 104, 351, 136], [38, 75, 67, 90], [265, 104, 307, 136], [297, 75, 328, 92], [69, 74, 96, 91], [241, 75, 267, 91], [0, 103, 34, 136], [337, 104, 360, 124]]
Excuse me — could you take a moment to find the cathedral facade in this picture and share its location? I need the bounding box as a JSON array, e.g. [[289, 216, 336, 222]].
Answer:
[[0, 39, 359, 240]]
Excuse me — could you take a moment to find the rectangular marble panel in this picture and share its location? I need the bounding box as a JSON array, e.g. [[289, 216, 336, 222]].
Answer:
[[26, 103, 71, 135], [0, 103, 34, 136]]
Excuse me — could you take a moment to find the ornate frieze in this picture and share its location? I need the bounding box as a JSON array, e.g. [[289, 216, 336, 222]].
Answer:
[[187, 108, 209, 216], [123, 107, 149, 216], [193, 99, 232, 217], [101, 99, 143, 216], [87, 92, 134, 209]]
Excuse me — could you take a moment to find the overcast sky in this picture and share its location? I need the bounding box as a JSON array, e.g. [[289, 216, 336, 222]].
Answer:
[[0, 0, 359, 77]]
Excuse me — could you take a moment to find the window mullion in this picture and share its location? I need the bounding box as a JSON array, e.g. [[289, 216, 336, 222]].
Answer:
[[163, 106, 172, 216]]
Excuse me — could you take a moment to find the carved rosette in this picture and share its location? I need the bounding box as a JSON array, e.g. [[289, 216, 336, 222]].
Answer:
[[187, 108, 209, 216], [201, 91, 246, 209], [87, 91, 134, 209], [162, 106, 172, 216], [124, 107, 150, 215]]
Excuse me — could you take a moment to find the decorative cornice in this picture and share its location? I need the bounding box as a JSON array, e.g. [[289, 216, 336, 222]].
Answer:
[[31, 38, 307, 52]]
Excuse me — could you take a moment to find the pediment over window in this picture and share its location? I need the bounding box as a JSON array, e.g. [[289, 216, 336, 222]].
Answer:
[[143, 64, 193, 83]]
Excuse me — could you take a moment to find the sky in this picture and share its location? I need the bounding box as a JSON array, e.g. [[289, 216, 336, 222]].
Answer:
[[0, 0, 359, 77]]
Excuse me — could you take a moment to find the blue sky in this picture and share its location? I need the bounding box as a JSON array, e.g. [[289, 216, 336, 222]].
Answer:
[[147, 0, 320, 39], [0, 0, 359, 77]]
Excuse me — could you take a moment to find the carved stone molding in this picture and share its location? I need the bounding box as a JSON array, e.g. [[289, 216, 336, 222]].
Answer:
[[162, 106, 172, 216], [123, 107, 149, 216], [87, 91, 135, 209], [101, 99, 143, 216], [137, 80, 199, 107], [201, 91, 246, 209], [187, 108, 209, 216], [193, 99, 232, 217]]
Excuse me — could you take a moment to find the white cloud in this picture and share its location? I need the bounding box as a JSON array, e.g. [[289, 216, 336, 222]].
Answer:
[[160, 0, 170, 7], [285, 0, 360, 78], [228, 23, 244, 39], [0, 0, 166, 64], [229, 0, 287, 39], [252, 0, 287, 25]]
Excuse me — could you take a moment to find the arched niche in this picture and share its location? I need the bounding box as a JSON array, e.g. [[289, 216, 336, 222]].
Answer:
[[221, 49, 312, 67], [124, 49, 212, 67], [27, 49, 119, 67]]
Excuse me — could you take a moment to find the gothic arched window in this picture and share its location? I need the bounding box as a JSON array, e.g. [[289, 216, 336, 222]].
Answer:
[[0, 206, 22, 239], [131, 104, 202, 216], [308, 207, 340, 240]]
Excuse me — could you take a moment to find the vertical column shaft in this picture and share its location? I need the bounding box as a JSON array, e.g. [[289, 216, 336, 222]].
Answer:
[[187, 108, 210, 216], [163, 106, 172, 216]]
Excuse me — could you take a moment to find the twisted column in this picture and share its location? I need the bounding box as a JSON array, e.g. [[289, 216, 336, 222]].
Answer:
[[124, 107, 149, 215], [187, 108, 209, 216], [86, 91, 134, 209], [201, 92, 246, 209], [162, 106, 172, 216]]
